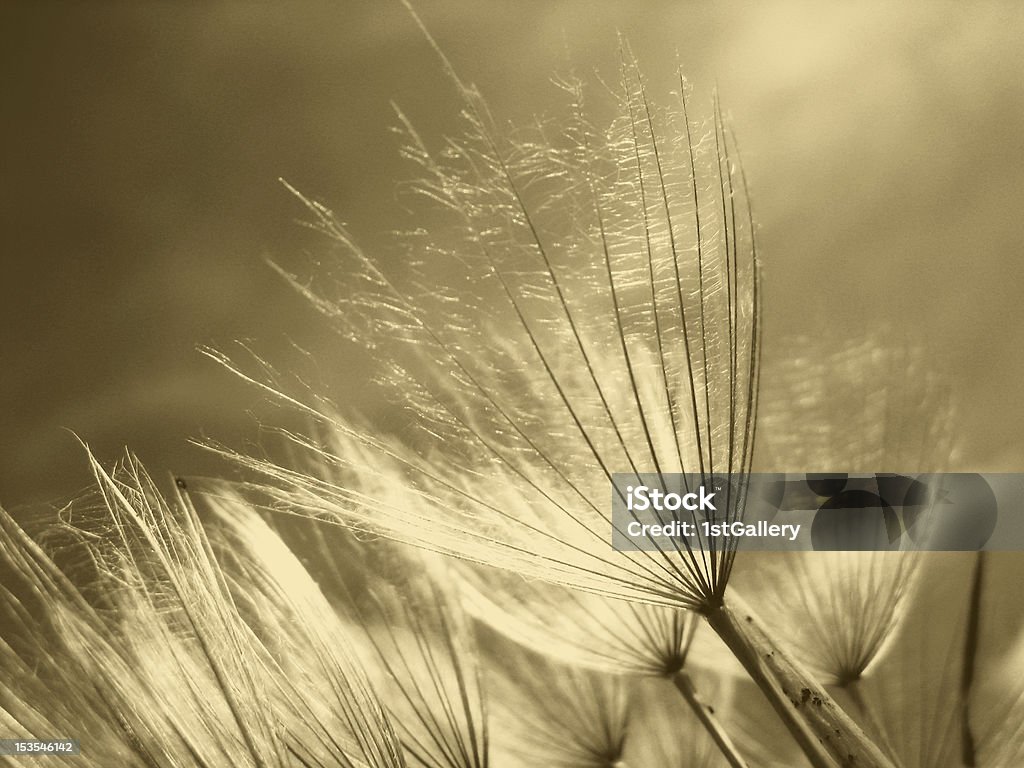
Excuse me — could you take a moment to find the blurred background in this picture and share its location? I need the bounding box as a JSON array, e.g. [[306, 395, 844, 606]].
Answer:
[[3, 1, 1023, 506]]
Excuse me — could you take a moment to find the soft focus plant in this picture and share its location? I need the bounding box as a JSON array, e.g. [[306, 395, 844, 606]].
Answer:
[[203, 13, 902, 765]]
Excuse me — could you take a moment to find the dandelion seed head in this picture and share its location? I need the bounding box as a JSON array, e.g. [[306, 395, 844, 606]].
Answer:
[[482, 635, 630, 768], [2, 452, 409, 768], [213, 47, 761, 615], [457, 563, 737, 680]]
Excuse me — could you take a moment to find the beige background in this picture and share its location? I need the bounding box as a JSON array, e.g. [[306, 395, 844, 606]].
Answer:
[[3, 2, 1022, 505]]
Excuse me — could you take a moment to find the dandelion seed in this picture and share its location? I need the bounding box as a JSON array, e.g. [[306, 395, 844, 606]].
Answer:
[[458, 563, 758, 765], [482, 635, 632, 768], [732, 337, 956, 686], [206, 24, 895, 768], [200, 482, 491, 768], [1, 449, 407, 768], [205, 47, 759, 610], [840, 552, 1024, 767], [459, 565, 708, 677]]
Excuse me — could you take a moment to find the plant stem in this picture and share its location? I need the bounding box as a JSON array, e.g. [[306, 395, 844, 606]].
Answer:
[[843, 679, 899, 765], [672, 670, 749, 768], [703, 592, 895, 768], [959, 551, 985, 767]]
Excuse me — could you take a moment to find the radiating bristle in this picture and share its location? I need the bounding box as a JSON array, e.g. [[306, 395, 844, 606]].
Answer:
[[732, 336, 957, 686], [204, 44, 758, 615], [756, 332, 958, 475], [199, 481, 492, 768], [457, 561, 732, 678], [482, 633, 631, 768], [1, 450, 409, 768], [199, 32, 915, 768], [834, 552, 1024, 768]]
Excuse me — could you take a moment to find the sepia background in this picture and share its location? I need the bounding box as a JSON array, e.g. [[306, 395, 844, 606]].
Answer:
[[3, 1, 1023, 506]]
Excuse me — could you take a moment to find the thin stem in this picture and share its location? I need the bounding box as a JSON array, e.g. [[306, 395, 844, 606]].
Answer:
[[959, 551, 985, 767], [672, 670, 749, 768], [703, 593, 896, 768], [843, 679, 899, 765]]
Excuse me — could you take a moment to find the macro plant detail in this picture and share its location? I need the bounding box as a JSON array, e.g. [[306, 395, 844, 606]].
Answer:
[[2, 7, 1023, 768], [201, 17, 893, 767]]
